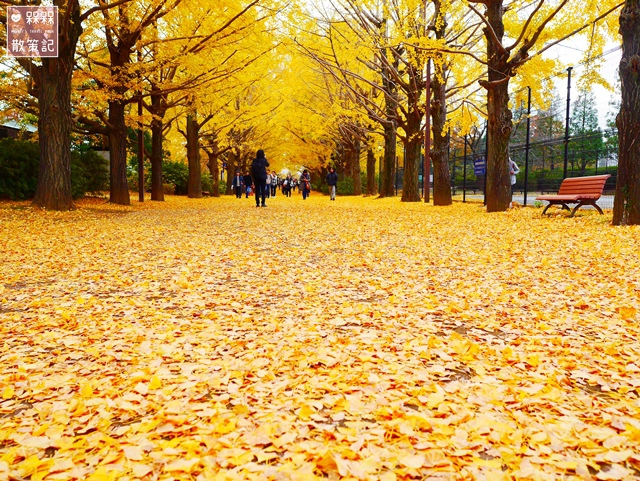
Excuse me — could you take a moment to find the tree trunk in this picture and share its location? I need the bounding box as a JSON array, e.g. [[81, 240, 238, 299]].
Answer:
[[613, 0, 640, 225], [207, 151, 220, 197], [401, 103, 422, 202], [366, 147, 377, 196], [380, 123, 397, 197], [33, 58, 75, 210], [379, 44, 398, 198], [431, 70, 452, 206], [226, 151, 236, 195], [485, 81, 512, 212], [351, 140, 362, 195], [344, 146, 352, 187], [150, 116, 164, 201], [483, 0, 512, 212], [186, 114, 202, 198], [148, 85, 167, 201], [108, 100, 131, 205], [32, 1, 82, 210], [430, 4, 452, 207]]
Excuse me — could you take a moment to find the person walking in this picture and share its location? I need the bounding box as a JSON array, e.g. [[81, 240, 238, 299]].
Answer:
[[288, 175, 294, 196], [509, 158, 520, 207], [300, 170, 311, 200], [231, 171, 243, 198], [326, 167, 338, 201], [265, 170, 272, 199], [251, 149, 270, 207], [242, 171, 252, 198], [270, 172, 278, 197]]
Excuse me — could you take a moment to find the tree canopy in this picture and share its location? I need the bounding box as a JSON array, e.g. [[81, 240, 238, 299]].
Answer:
[[1, 0, 636, 221]]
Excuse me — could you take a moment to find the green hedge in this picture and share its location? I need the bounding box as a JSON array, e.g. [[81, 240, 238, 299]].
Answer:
[[128, 161, 216, 196], [71, 149, 109, 198], [0, 139, 109, 200], [162, 161, 189, 195], [0, 138, 39, 200], [319, 178, 354, 195]]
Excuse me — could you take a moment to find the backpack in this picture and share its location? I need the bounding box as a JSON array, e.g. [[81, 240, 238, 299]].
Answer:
[[251, 158, 266, 182]]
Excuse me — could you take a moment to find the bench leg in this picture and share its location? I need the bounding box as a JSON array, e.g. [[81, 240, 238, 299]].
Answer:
[[569, 204, 582, 217], [541, 203, 553, 216], [570, 202, 605, 217], [561, 203, 571, 211]]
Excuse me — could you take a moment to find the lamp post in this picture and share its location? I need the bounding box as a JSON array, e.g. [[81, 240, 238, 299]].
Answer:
[[424, 59, 431, 203], [137, 45, 144, 202], [563, 66, 573, 179]]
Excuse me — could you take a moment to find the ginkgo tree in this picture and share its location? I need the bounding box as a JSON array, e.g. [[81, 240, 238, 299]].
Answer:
[[467, 0, 622, 212], [269, 54, 337, 176], [613, 0, 640, 225], [298, 0, 486, 204], [314, 0, 434, 202], [0, 0, 137, 210], [147, 0, 265, 198], [83, 0, 183, 206]]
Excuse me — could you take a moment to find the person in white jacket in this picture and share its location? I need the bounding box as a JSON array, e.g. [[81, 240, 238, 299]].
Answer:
[[509, 158, 520, 207]]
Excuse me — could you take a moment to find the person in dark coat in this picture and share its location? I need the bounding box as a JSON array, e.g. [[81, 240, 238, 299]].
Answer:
[[231, 171, 243, 198], [282, 175, 291, 197], [242, 171, 252, 198], [326, 167, 338, 201], [251, 149, 270, 207], [300, 170, 311, 200]]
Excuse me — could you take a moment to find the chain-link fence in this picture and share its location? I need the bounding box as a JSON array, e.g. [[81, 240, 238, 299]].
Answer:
[[448, 143, 617, 209]]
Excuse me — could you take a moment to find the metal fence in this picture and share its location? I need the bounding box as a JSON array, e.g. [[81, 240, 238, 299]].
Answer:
[[448, 142, 617, 210], [391, 138, 617, 210], [391, 51, 621, 210]]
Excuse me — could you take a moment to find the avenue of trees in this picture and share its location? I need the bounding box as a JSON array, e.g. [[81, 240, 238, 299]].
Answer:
[[0, 0, 638, 224]]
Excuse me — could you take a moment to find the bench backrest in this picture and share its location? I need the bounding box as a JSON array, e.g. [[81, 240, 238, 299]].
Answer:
[[558, 174, 611, 197]]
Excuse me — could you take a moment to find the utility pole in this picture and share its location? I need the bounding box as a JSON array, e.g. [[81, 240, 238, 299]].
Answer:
[[137, 46, 144, 202], [524, 87, 532, 206], [424, 59, 431, 203], [563, 66, 573, 179], [463, 135, 468, 203]]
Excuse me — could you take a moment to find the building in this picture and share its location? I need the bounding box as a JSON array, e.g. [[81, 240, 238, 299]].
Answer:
[[0, 121, 37, 139]]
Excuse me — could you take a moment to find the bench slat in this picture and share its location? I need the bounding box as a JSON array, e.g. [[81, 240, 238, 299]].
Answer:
[[558, 189, 604, 196], [560, 180, 608, 187], [536, 195, 580, 201], [560, 187, 606, 193], [560, 175, 610, 181], [559, 180, 608, 187]]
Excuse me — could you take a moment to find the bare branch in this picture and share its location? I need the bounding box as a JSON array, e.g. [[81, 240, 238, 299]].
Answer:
[[466, 1, 507, 58], [505, 0, 545, 52]]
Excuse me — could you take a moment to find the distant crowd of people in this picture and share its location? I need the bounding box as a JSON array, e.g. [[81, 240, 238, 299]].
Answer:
[[231, 150, 339, 207], [233, 149, 520, 207], [231, 170, 304, 201]]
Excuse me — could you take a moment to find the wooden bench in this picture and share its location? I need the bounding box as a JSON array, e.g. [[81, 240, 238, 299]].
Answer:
[[536, 174, 610, 217]]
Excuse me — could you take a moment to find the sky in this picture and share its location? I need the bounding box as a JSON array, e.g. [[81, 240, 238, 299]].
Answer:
[[543, 38, 621, 129]]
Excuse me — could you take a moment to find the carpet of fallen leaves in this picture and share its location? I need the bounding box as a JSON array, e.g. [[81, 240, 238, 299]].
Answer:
[[1, 195, 640, 481]]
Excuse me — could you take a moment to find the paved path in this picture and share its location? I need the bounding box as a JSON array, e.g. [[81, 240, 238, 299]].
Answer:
[[456, 193, 615, 210], [1, 196, 638, 479]]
